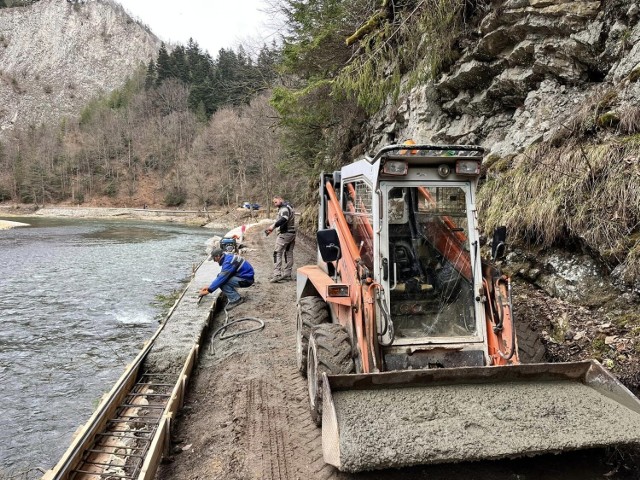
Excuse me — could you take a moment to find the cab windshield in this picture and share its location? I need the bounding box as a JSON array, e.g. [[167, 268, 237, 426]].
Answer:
[[386, 186, 476, 339]]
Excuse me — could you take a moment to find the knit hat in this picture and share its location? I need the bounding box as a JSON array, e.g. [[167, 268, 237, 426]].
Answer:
[[209, 248, 224, 260]]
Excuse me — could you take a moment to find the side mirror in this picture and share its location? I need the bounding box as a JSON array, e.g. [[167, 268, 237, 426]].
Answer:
[[317, 229, 341, 262], [491, 226, 507, 261]]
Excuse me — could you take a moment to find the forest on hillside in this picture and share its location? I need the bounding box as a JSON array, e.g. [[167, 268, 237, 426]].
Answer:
[[0, 0, 473, 214], [0, 39, 290, 211]]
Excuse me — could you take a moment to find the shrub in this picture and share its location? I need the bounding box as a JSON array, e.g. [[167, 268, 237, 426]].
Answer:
[[164, 187, 186, 207]]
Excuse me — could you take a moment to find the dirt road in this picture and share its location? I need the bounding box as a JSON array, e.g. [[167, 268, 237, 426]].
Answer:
[[155, 228, 635, 480]]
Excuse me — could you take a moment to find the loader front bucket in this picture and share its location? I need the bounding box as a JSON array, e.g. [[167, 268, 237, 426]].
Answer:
[[321, 361, 640, 472]]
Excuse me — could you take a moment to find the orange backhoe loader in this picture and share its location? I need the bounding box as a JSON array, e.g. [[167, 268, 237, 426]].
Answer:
[[295, 142, 640, 472]]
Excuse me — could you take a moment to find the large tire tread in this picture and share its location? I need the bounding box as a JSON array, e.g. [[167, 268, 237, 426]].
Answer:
[[296, 296, 329, 375], [308, 323, 354, 426], [313, 327, 352, 373]]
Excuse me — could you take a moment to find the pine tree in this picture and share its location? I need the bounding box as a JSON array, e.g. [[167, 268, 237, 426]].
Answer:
[[145, 60, 156, 90], [171, 45, 190, 84], [155, 43, 172, 86]]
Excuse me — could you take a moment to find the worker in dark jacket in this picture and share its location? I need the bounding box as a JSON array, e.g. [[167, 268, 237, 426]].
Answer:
[[199, 248, 254, 309], [265, 196, 296, 282]]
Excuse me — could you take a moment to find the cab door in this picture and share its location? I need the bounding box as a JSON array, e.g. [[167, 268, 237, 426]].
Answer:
[[378, 182, 484, 346]]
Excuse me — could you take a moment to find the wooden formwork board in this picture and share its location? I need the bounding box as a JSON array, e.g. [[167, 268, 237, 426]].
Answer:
[[138, 343, 201, 480]]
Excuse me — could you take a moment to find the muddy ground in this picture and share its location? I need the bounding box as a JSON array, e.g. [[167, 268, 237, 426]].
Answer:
[[155, 229, 640, 480]]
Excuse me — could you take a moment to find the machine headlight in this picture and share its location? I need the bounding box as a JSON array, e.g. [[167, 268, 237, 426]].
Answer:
[[382, 160, 408, 175], [456, 160, 480, 176]]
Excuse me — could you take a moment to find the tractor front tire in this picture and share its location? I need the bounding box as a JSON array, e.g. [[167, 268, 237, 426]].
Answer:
[[307, 323, 354, 426], [296, 296, 329, 375]]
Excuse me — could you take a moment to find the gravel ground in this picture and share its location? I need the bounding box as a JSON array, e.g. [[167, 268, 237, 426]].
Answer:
[[0, 219, 29, 229], [0, 204, 269, 228]]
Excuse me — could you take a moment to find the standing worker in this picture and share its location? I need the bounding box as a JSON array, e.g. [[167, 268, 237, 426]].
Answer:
[[265, 196, 296, 283], [199, 248, 254, 309]]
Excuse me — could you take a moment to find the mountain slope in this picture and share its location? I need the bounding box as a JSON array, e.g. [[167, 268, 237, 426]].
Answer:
[[0, 0, 160, 133]]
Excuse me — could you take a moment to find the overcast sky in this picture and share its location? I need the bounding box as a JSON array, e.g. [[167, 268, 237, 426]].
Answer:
[[116, 0, 281, 56]]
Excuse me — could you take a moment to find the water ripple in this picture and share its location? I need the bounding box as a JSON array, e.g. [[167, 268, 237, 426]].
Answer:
[[0, 216, 219, 472]]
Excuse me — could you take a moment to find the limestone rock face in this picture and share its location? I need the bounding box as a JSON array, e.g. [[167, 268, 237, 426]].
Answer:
[[366, 0, 640, 160], [0, 0, 160, 134]]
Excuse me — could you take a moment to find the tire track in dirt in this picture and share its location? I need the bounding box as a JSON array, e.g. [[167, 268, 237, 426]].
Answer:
[[247, 377, 293, 480], [282, 368, 342, 480]]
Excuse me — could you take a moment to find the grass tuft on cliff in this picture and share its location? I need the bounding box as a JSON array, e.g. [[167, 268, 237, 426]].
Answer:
[[479, 136, 640, 280]]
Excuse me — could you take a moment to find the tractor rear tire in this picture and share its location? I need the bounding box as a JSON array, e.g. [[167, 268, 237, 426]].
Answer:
[[296, 296, 329, 376], [307, 323, 354, 426], [516, 320, 546, 363]]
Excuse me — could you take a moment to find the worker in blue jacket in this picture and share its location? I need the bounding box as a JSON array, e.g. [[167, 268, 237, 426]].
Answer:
[[199, 248, 254, 309]]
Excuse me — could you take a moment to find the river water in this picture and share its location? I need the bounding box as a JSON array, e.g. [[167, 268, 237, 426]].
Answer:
[[0, 216, 220, 475]]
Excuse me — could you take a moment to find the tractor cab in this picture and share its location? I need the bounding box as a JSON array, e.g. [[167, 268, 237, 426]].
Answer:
[[336, 144, 488, 368]]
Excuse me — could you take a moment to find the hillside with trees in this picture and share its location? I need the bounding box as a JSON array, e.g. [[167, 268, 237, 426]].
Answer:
[[0, 35, 289, 212]]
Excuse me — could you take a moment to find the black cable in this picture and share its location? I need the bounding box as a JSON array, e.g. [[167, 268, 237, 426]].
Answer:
[[208, 299, 265, 353]]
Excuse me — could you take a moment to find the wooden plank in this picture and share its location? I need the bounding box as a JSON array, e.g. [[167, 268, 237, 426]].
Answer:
[[137, 417, 169, 480], [137, 344, 201, 479]]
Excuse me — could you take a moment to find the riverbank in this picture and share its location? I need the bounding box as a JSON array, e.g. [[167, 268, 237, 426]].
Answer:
[[0, 219, 30, 230], [0, 203, 269, 230]]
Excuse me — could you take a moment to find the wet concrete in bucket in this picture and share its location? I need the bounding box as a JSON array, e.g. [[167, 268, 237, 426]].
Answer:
[[333, 380, 640, 472]]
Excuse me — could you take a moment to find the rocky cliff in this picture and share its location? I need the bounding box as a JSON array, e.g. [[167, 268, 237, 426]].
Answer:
[[369, 0, 639, 159], [366, 0, 640, 289], [0, 0, 160, 133]]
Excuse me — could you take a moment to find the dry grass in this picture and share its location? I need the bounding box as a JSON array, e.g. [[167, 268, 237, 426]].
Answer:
[[479, 78, 640, 281], [555, 86, 619, 138], [619, 103, 640, 134], [622, 239, 640, 283], [478, 136, 640, 277]]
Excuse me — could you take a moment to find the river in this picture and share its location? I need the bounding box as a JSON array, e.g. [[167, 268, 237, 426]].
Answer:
[[0, 216, 220, 476]]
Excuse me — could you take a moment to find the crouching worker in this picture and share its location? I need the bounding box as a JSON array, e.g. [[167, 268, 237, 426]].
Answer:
[[199, 248, 254, 310]]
